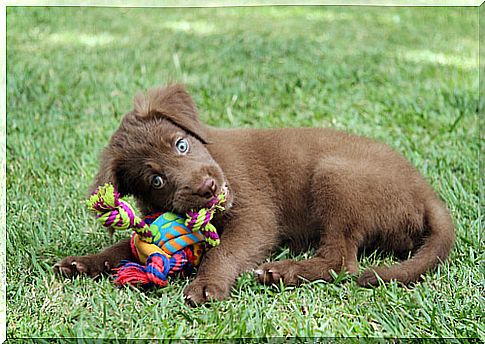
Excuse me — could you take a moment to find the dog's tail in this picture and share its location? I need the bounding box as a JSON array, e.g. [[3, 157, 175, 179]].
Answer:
[[358, 198, 455, 286]]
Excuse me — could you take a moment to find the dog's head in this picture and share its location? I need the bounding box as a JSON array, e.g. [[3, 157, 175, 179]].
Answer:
[[93, 84, 230, 213]]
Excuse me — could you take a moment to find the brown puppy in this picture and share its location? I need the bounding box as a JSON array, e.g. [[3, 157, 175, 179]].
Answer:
[[54, 84, 455, 305]]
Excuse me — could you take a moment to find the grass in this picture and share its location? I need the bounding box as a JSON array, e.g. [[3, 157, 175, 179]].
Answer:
[[6, 5, 483, 339]]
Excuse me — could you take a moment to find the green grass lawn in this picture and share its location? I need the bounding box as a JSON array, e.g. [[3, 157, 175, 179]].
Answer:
[[6, 6, 483, 339]]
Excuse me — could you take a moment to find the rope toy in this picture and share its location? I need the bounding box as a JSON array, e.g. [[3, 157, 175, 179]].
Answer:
[[86, 183, 225, 287]]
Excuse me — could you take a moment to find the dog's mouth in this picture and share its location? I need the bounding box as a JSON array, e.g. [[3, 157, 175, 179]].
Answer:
[[199, 181, 232, 209], [172, 180, 233, 214]]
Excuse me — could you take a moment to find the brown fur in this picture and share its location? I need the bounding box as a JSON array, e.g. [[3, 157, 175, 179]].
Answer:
[[54, 84, 455, 305]]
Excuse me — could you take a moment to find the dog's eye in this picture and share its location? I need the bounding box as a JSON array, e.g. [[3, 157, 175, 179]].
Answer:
[[175, 138, 189, 155], [151, 175, 164, 189]]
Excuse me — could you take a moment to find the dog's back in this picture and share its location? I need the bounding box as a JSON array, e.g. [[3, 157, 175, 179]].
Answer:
[[204, 121, 454, 287]]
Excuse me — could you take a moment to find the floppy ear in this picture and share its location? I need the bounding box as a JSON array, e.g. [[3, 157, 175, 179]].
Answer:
[[133, 84, 208, 144], [89, 151, 113, 195], [89, 149, 131, 197], [89, 151, 132, 237]]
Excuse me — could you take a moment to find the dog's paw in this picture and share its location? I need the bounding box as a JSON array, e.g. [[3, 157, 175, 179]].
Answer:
[[254, 260, 300, 286], [183, 279, 230, 307], [357, 268, 380, 287], [53, 255, 110, 279]]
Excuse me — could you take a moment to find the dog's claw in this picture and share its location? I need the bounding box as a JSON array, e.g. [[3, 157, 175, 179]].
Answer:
[[184, 294, 197, 307], [54, 255, 106, 278], [60, 266, 72, 276], [254, 265, 288, 285]]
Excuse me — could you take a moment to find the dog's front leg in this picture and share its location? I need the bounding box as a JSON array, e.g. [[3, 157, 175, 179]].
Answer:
[[54, 238, 134, 278], [183, 208, 279, 306]]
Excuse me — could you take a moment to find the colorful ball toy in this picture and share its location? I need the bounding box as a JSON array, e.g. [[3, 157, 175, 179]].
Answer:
[[86, 183, 225, 287]]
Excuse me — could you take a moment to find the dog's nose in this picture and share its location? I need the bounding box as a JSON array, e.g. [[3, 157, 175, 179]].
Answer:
[[196, 177, 217, 198]]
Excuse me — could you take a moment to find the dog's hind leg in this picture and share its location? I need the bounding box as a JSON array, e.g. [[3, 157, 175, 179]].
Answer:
[[255, 229, 359, 285], [256, 157, 366, 285], [258, 157, 407, 285]]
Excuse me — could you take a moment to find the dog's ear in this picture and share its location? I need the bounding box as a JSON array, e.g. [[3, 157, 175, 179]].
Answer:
[[89, 151, 131, 237], [89, 149, 131, 197], [133, 84, 207, 144]]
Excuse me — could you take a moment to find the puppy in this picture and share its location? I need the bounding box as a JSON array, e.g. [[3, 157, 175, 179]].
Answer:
[[54, 84, 455, 305]]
